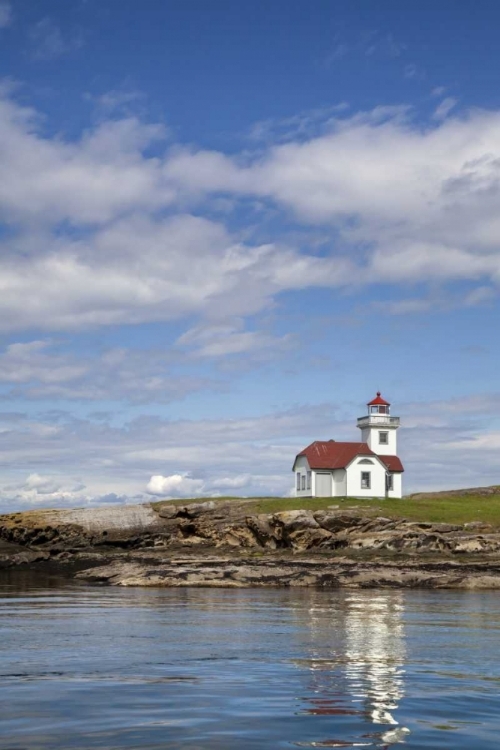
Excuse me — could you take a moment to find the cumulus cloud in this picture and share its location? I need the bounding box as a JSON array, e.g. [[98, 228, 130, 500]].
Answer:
[[0, 473, 88, 510], [0, 96, 170, 226], [0, 89, 499, 342], [163, 106, 500, 295], [0, 218, 280, 332], [146, 474, 205, 498]]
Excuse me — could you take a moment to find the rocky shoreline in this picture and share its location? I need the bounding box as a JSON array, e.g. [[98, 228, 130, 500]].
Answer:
[[2, 498, 500, 588]]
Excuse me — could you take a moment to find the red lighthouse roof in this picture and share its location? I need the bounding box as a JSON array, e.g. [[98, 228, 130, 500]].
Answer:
[[367, 391, 390, 407]]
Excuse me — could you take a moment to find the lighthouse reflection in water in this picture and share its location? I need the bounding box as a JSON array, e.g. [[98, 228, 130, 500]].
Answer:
[[298, 591, 410, 747]]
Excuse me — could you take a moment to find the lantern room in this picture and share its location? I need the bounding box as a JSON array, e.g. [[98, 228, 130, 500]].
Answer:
[[367, 392, 391, 416]]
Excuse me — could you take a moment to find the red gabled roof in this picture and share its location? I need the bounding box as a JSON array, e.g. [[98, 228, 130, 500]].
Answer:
[[296, 440, 374, 469], [380, 455, 404, 473], [367, 391, 390, 406], [294, 440, 404, 472]]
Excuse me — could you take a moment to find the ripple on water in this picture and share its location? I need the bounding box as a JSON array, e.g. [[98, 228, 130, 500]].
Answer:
[[1, 575, 500, 748]]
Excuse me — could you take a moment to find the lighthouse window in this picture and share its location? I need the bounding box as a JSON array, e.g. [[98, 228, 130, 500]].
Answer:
[[379, 431, 389, 445], [361, 472, 371, 490], [386, 474, 394, 491], [301, 475, 306, 491], [296, 472, 301, 490], [307, 471, 311, 490]]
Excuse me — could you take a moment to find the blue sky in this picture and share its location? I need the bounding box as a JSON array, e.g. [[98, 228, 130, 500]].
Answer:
[[0, 0, 499, 508]]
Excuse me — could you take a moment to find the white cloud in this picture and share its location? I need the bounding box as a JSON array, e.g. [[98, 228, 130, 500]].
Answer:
[[0, 97, 170, 225], [0, 341, 87, 385], [0, 472, 88, 509], [146, 474, 205, 498], [163, 105, 500, 293], [23, 472, 84, 495], [0, 339, 220, 403], [432, 96, 458, 121], [146, 472, 255, 498], [0, 216, 279, 332], [0, 89, 500, 340], [0, 218, 353, 334], [177, 321, 292, 358], [0, 1, 11, 28]]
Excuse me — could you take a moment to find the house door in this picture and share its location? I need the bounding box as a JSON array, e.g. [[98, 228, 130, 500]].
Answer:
[[315, 473, 332, 497]]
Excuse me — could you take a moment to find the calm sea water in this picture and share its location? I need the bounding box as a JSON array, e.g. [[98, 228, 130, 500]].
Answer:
[[1, 571, 500, 748]]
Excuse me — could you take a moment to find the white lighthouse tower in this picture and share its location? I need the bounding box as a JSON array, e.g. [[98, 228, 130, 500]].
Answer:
[[357, 392, 400, 456]]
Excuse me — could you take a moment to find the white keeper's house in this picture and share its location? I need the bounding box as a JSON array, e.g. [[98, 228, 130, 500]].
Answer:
[[292, 393, 404, 499]]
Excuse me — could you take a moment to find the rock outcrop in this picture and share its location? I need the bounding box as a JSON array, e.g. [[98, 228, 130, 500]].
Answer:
[[2, 499, 500, 588], [76, 555, 500, 589]]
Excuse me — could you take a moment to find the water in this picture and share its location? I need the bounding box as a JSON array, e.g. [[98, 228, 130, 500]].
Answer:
[[1, 572, 500, 748]]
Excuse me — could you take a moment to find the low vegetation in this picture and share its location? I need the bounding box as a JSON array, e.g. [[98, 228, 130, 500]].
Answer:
[[155, 486, 500, 527]]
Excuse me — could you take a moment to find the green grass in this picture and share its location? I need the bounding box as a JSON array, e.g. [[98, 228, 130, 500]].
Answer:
[[253, 494, 500, 525], [152, 490, 500, 527]]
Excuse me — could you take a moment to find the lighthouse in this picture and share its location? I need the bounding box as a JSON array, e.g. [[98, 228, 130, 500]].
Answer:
[[292, 392, 404, 499], [356, 392, 400, 456]]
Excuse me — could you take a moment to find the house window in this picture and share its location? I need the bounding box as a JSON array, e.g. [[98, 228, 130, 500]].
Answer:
[[379, 431, 389, 445], [307, 471, 311, 490], [361, 472, 371, 490], [296, 472, 301, 491], [301, 475, 306, 491], [386, 474, 394, 491]]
